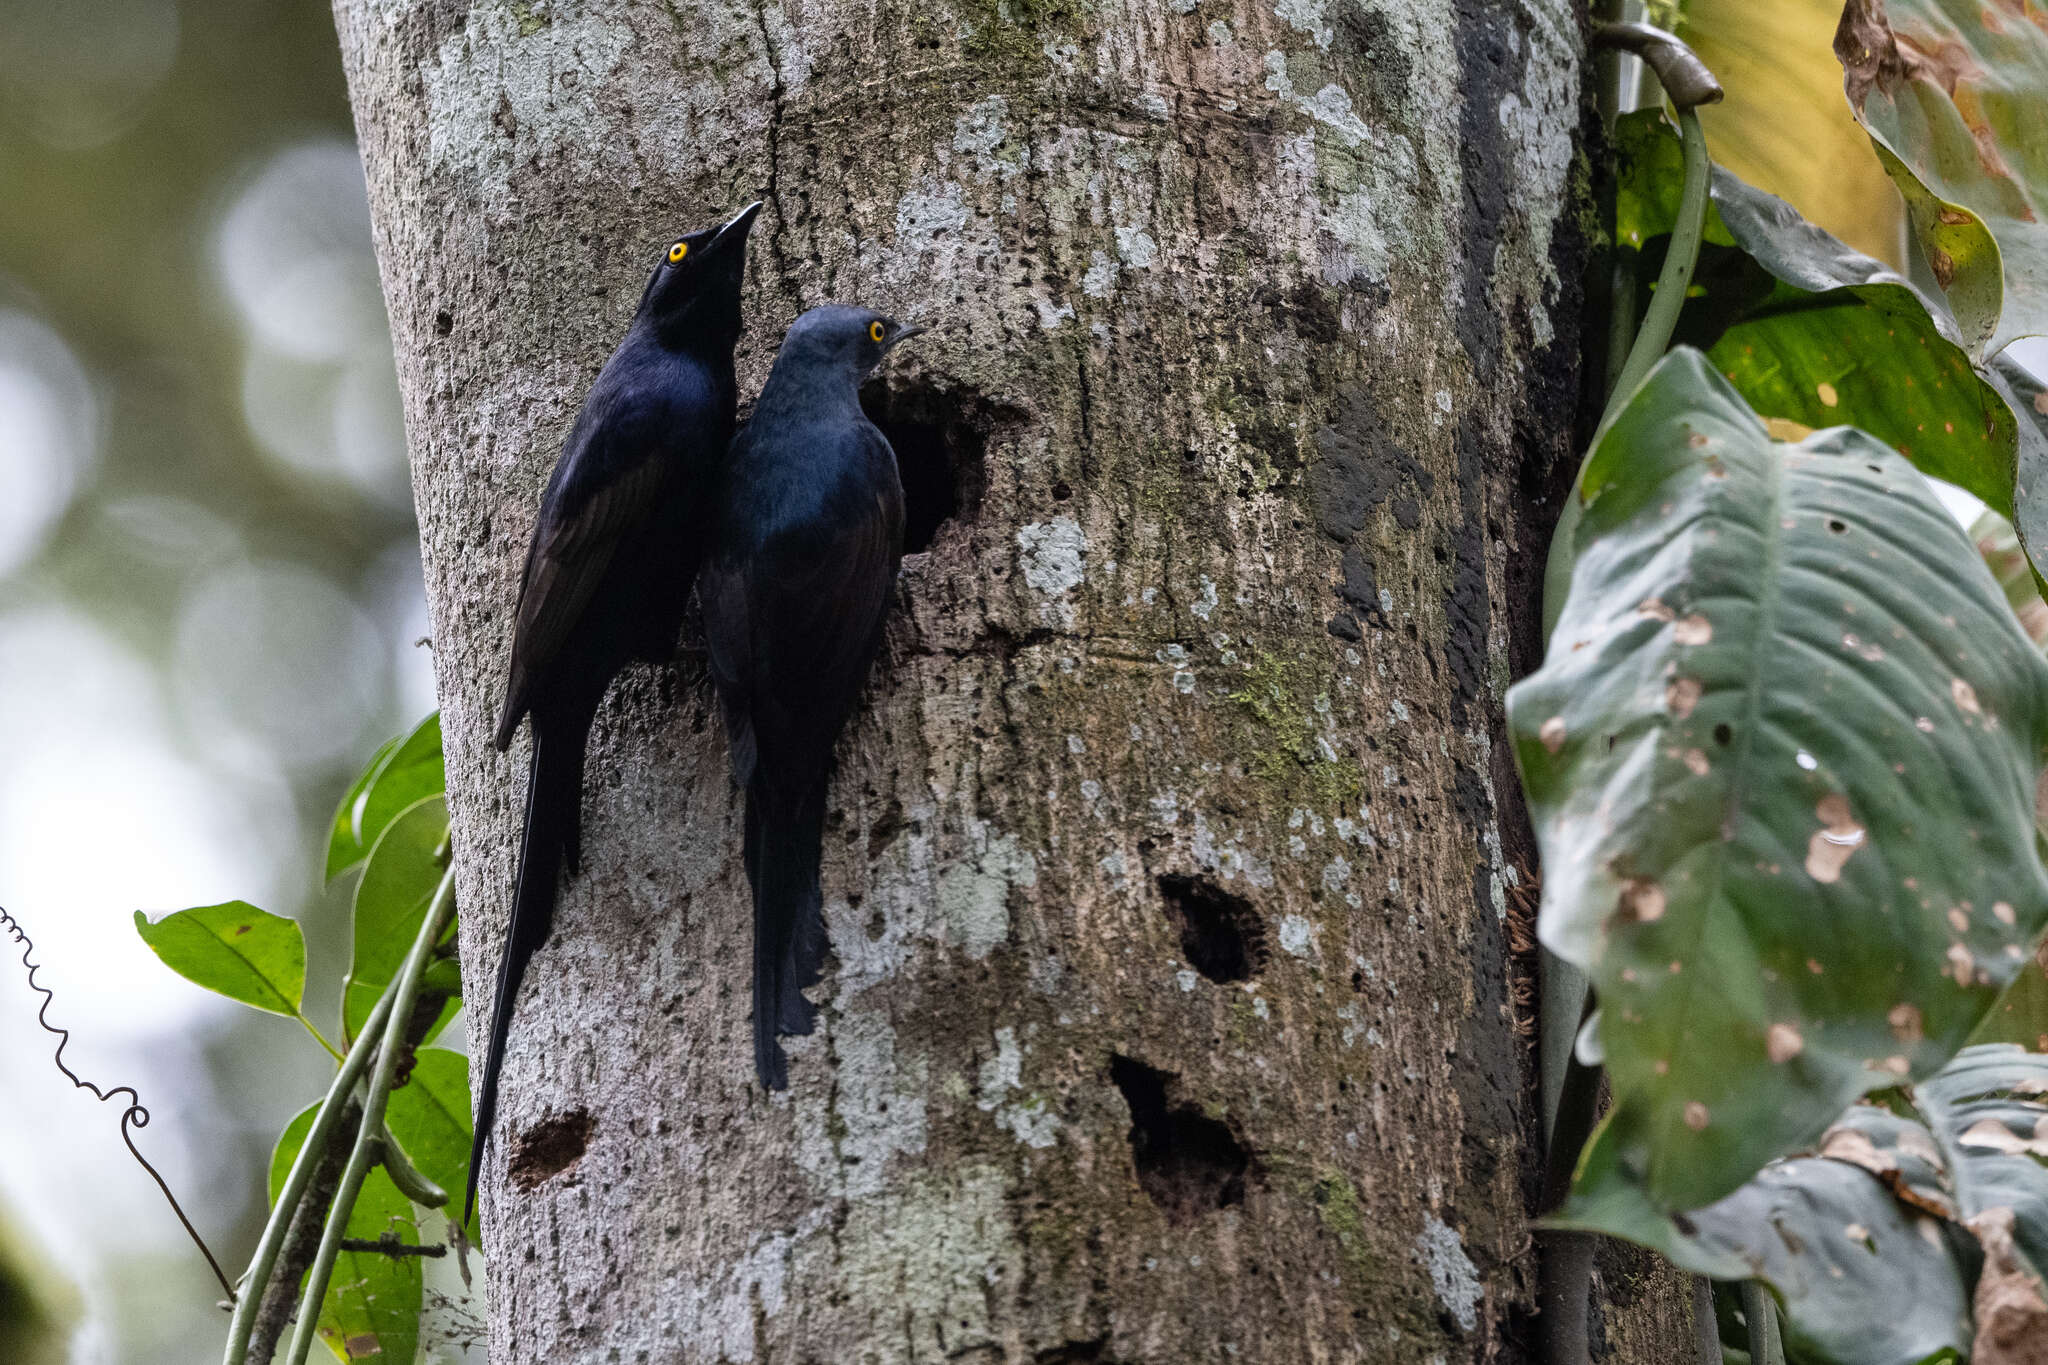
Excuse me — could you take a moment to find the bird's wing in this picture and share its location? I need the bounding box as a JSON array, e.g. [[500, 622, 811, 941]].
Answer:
[[498, 399, 676, 744], [706, 432, 904, 779]]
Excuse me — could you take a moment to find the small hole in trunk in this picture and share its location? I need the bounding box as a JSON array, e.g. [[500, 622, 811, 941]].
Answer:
[[1109, 1055, 1250, 1223]]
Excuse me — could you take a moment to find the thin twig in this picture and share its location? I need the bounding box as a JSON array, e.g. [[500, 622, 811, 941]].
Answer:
[[338, 1234, 447, 1258], [0, 907, 235, 1299]]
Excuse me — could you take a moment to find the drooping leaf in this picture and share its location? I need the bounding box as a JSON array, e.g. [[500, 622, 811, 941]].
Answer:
[[327, 713, 444, 883], [132, 901, 305, 1017], [1677, 0, 1904, 266], [384, 1047, 477, 1241], [1616, 111, 2022, 541], [270, 1103, 422, 1365], [1837, 0, 2048, 358], [1514, 348, 2048, 1214], [1572, 1047, 2048, 1364], [1563, 1138, 1973, 1365], [1918, 1045, 2048, 1287], [344, 795, 457, 1043]]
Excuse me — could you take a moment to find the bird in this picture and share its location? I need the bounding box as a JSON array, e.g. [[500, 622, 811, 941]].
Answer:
[[701, 304, 922, 1089], [467, 201, 761, 1225]]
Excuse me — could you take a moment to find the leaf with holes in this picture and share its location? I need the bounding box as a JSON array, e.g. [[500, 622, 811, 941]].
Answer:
[[344, 795, 457, 1043], [1514, 348, 2048, 1215], [271, 1103, 422, 1365], [1918, 1046, 2048, 1291], [1837, 0, 2048, 358], [1567, 1139, 1973, 1365], [1615, 111, 2025, 560], [384, 1048, 477, 1241], [1561, 1046, 2048, 1364], [133, 901, 305, 1017], [327, 712, 444, 882]]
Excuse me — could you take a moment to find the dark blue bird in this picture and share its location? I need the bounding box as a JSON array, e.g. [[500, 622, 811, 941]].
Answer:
[[702, 304, 921, 1088], [468, 202, 761, 1223]]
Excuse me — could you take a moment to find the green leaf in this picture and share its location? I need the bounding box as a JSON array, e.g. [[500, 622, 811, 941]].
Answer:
[[344, 795, 457, 1043], [1838, 0, 2048, 358], [270, 1104, 422, 1365], [384, 1048, 477, 1241], [132, 901, 305, 1017], [1615, 111, 2022, 541], [327, 713, 444, 883], [1563, 1141, 1973, 1365], [1513, 348, 2048, 1213]]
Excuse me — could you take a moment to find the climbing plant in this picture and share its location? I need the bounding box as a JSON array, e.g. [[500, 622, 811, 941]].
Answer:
[[134, 713, 471, 1365], [1521, 5, 2048, 1362]]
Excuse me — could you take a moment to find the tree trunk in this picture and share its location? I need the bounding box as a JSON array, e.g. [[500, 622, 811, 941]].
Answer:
[[334, 0, 1702, 1359]]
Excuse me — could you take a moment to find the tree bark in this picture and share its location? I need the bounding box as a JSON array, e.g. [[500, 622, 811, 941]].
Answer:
[[334, 0, 1701, 1359]]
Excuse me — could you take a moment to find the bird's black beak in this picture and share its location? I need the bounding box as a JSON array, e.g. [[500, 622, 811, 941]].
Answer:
[[707, 201, 764, 255], [885, 323, 926, 351]]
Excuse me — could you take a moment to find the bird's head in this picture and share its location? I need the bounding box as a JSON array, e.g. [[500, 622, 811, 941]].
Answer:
[[774, 304, 925, 385], [637, 200, 762, 350]]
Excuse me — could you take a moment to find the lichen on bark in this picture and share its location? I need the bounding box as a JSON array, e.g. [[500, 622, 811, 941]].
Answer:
[[332, 0, 1702, 1358]]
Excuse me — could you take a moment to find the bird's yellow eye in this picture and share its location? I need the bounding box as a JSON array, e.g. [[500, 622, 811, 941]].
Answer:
[[668, 241, 688, 263], [868, 320, 885, 343]]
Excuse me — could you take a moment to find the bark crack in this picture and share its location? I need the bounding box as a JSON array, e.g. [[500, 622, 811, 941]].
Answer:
[[748, 0, 795, 289]]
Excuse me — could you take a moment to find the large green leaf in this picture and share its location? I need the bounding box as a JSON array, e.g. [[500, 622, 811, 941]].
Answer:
[[132, 901, 304, 1017], [383, 1048, 477, 1242], [1837, 0, 2048, 358], [1514, 348, 2048, 1214], [327, 713, 443, 883], [1616, 111, 2022, 541], [344, 795, 456, 1043], [270, 1104, 422, 1365]]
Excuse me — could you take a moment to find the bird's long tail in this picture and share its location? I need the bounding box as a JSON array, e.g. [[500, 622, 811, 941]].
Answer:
[[464, 715, 588, 1224], [744, 777, 830, 1090]]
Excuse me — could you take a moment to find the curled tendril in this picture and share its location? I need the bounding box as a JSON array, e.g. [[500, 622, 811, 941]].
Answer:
[[0, 906, 235, 1300]]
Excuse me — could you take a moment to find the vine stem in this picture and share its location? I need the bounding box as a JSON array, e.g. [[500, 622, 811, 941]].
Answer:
[[222, 987, 397, 1365], [283, 863, 456, 1365], [1740, 1281, 1787, 1365], [1543, 102, 1713, 639], [0, 906, 236, 1299], [1536, 24, 1721, 1365]]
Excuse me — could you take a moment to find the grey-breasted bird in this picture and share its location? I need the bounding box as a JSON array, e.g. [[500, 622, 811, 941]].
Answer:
[[468, 202, 761, 1222], [702, 304, 922, 1088]]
